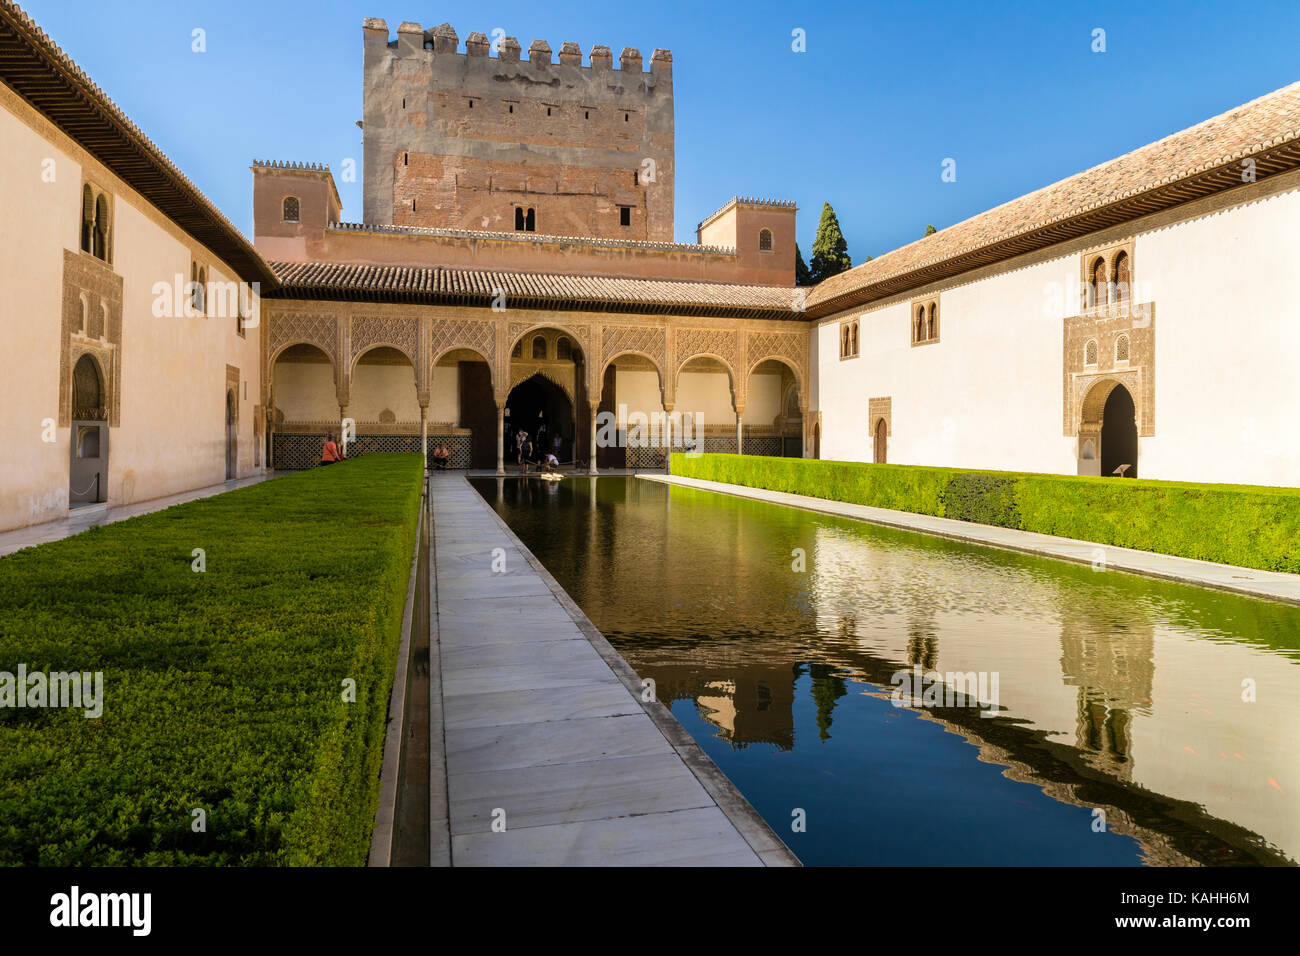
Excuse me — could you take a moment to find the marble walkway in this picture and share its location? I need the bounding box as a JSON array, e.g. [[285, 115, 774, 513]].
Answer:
[[427, 473, 797, 866]]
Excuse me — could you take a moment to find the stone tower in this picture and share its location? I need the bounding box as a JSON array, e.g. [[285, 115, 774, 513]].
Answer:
[[361, 19, 675, 241]]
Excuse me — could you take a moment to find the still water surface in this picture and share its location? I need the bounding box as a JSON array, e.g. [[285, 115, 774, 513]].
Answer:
[[472, 476, 1300, 866]]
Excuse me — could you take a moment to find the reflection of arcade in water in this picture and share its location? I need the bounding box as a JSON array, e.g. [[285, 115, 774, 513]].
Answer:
[[478, 476, 1300, 866]]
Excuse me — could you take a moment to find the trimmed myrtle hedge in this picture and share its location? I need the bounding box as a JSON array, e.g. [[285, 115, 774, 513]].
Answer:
[[670, 454, 1300, 574], [0, 454, 424, 865]]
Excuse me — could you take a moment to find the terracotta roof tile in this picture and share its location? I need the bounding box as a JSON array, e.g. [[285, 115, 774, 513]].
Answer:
[[270, 261, 801, 317]]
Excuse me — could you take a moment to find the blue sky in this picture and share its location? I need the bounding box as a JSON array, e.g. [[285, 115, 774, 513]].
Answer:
[[20, 0, 1300, 258]]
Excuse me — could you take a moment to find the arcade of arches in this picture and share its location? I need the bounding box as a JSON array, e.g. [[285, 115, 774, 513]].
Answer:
[[264, 307, 812, 472]]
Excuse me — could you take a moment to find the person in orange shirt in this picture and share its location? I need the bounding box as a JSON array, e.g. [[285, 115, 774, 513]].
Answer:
[[321, 432, 344, 466]]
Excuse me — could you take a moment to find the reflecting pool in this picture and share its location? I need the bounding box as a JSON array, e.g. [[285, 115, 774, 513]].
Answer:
[[471, 476, 1300, 866]]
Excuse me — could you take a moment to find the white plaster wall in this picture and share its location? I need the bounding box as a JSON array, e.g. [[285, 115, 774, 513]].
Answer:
[[614, 368, 663, 425], [816, 254, 1075, 472], [0, 99, 74, 529], [430, 364, 459, 423], [0, 91, 266, 531], [745, 371, 784, 425], [349, 362, 420, 421], [1136, 187, 1300, 486], [274, 362, 336, 421], [676, 369, 735, 426], [815, 182, 1300, 486]]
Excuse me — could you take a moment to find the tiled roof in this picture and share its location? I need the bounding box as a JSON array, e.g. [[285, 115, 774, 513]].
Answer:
[[0, 0, 277, 285], [327, 221, 736, 255], [806, 81, 1300, 316], [270, 261, 802, 318]]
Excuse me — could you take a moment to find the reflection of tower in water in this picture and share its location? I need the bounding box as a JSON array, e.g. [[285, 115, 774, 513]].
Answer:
[[1059, 608, 1156, 782]]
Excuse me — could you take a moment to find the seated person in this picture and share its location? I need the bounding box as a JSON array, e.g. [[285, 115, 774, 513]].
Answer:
[[320, 433, 343, 466], [431, 443, 451, 469], [541, 451, 560, 473]]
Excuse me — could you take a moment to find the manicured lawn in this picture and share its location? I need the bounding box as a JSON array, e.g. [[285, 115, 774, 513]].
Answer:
[[672, 454, 1300, 573], [0, 454, 424, 865]]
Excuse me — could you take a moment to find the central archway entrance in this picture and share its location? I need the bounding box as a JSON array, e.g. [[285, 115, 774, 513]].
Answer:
[[1101, 384, 1138, 478], [505, 374, 574, 468]]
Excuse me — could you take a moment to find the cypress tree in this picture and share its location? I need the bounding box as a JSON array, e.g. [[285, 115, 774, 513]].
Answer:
[[795, 244, 813, 286], [809, 202, 852, 284]]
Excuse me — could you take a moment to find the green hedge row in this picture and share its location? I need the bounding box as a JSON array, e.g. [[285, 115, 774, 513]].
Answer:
[[0, 454, 424, 865], [670, 454, 1300, 574]]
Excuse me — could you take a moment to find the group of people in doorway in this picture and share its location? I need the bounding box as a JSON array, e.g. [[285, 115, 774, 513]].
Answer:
[[513, 428, 562, 474]]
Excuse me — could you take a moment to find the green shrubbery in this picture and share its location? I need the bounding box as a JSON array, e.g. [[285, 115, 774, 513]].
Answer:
[[0, 454, 424, 865], [671, 454, 1300, 573]]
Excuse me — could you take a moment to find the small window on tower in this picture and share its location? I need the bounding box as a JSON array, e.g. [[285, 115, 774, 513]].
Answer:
[[758, 228, 773, 252], [547, 106, 552, 116], [515, 207, 525, 231], [469, 99, 474, 109], [282, 196, 300, 223], [525, 208, 535, 232], [508, 104, 514, 113], [584, 110, 589, 119], [619, 207, 631, 227]]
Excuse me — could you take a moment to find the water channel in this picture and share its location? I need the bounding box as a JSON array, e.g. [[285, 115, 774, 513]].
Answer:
[[471, 475, 1299, 866]]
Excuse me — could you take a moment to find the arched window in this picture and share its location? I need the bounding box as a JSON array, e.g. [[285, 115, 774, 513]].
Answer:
[[515, 207, 525, 231], [557, 337, 572, 360], [1085, 339, 1098, 366], [1113, 251, 1130, 303], [758, 229, 773, 252], [1091, 257, 1107, 307], [841, 326, 850, 358], [282, 196, 300, 223], [80, 184, 94, 254], [927, 303, 937, 340], [532, 336, 546, 359], [93, 194, 109, 261], [851, 322, 859, 356], [1115, 334, 1130, 363], [916, 307, 926, 343], [72, 354, 104, 420], [525, 208, 535, 232]]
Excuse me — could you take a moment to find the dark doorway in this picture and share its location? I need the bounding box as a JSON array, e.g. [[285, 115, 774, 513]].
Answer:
[[458, 360, 496, 469], [595, 362, 624, 469], [813, 423, 820, 460], [1101, 384, 1138, 478], [874, 418, 887, 464], [506, 375, 574, 467], [225, 390, 237, 479], [69, 354, 108, 505]]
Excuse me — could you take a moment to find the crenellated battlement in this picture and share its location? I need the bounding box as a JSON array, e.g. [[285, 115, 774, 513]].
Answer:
[[362, 18, 670, 75], [252, 159, 331, 173]]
